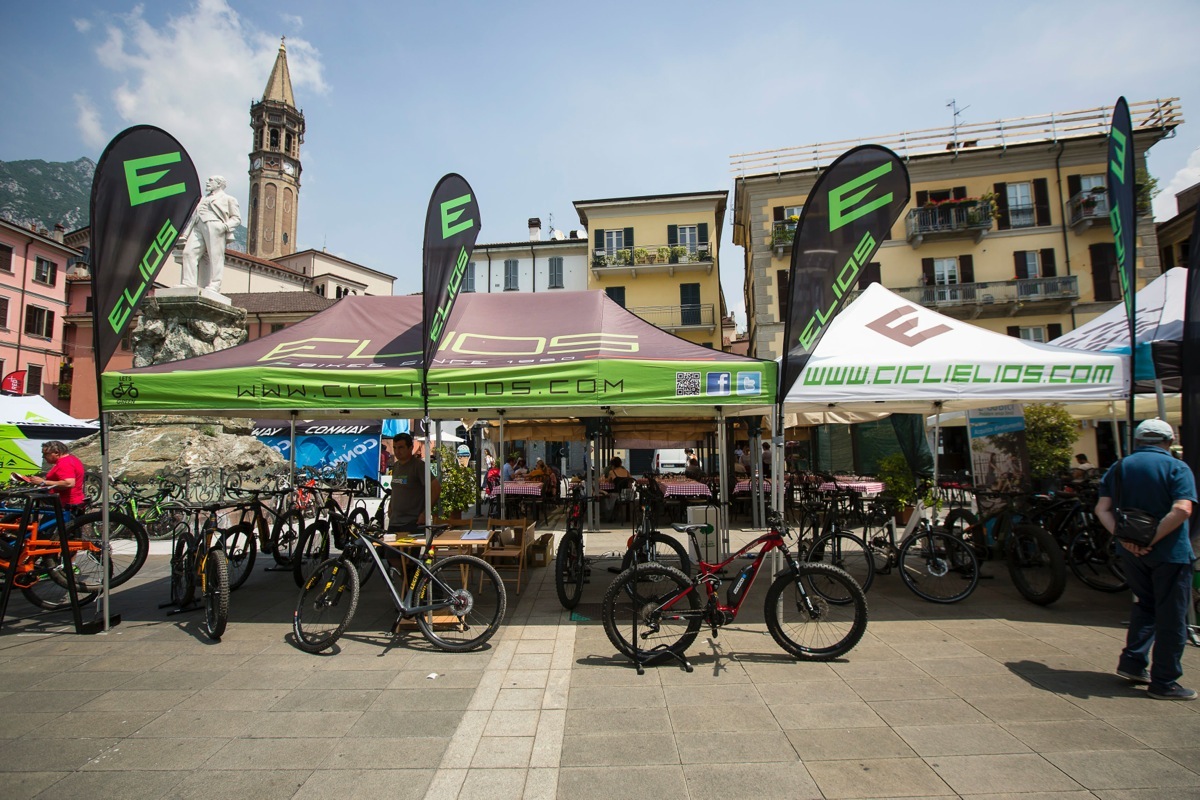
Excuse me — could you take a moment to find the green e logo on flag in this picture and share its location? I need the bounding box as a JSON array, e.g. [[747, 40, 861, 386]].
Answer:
[[440, 193, 475, 239], [828, 161, 894, 232], [123, 152, 187, 207]]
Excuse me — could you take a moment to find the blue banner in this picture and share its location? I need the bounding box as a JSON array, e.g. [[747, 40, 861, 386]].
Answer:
[[256, 432, 381, 479]]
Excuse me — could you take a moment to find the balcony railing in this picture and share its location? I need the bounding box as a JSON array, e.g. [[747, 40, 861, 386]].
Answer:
[[771, 221, 798, 249], [626, 303, 716, 329], [905, 201, 994, 244], [1066, 189, 1110, 230], [844, 275, 1079, 318], [592, 241, 711, 269]]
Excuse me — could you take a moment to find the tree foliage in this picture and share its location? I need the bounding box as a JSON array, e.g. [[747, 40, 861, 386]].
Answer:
[[1023, 403, 1078, 481], [434, 444, 476, 516]]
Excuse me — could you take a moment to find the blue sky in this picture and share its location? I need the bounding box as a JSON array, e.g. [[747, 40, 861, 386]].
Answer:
[[3, 0, 1199, 328]]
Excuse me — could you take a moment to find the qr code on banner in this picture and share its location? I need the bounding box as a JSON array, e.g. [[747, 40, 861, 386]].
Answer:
[[676, 372, 701, 396]]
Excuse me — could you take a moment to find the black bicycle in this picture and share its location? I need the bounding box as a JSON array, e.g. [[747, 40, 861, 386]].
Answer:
[[169, 505, 231, 641]]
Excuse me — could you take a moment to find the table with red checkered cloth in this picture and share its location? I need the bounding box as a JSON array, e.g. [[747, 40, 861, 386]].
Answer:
[[598, 482, 614, 492], [494, 481, 545, 497], [734, 479, 771, 494], [818, 480, 885, 495], [657, 479, 711, 498]]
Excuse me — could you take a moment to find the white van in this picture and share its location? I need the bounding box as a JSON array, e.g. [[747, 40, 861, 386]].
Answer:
[[653, 449, 689, 474]]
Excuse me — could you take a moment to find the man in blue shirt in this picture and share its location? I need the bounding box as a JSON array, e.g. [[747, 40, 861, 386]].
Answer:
[[1095, 419, 1197, 700]]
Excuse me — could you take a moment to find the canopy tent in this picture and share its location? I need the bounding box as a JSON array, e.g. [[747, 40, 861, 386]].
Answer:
[[101, 291, 775, 420], [759, 282, 1127, 418], [1050, 267, 1185, 392], [0, 395, 100, 480]]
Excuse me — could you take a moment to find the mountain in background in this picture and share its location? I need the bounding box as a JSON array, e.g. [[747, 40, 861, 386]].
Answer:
[[0, 156, 247, 250]]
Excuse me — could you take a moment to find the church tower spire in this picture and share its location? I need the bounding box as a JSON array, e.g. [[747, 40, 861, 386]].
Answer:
[[247, 37, 305, 258]]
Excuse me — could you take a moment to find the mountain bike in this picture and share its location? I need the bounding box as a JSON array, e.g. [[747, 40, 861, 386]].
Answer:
[[292, 524, 506, 654], [807, 493, 979, 603], [601, 510, 867, 672], [111, 477, 188, 541], [942, 490, 1066, 605], [217, 486, 299, 590], [1026, 485, 1126, 593], [168, 505, 231, 641], [291, 483, 374, 587]]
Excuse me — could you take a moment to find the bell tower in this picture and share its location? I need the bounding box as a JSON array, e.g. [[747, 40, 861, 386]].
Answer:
[[247, 37, 305, 258]]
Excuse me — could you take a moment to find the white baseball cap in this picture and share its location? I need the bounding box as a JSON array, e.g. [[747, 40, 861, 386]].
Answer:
[[1134, 418, 1175, 442]]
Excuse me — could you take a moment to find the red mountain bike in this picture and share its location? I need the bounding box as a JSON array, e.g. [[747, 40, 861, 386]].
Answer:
[[601, 510, 868, 671]]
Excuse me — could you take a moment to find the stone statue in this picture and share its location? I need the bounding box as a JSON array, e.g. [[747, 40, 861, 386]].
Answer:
[[179, 175, 241, 293]]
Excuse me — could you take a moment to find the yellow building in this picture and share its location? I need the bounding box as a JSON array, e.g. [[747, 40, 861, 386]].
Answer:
[[575, 191, 728, 349]]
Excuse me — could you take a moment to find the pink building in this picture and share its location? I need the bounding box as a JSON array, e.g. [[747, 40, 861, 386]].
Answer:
[[0, 218, 77, 410]]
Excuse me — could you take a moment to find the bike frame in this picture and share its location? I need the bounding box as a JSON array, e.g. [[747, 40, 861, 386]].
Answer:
[[664, 526, 794, 621], [347, 528, 468, 618]]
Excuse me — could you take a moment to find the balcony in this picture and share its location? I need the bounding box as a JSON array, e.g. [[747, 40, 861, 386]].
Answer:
[[846, 275, 1080, 319], [771, 221, 798, 254], [626, 303, 716, 331], [1066, 189, 1110, 233], [905, 201, 994, 247], [591, 242, 713, 278]]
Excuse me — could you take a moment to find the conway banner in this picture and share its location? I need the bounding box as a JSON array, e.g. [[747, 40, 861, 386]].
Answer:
[[422, 174, 481, 378], [99, 291, 776, 416], [254, 419, 382, 481], [776, 145, 910, 405], [90, 126, 200, 376]]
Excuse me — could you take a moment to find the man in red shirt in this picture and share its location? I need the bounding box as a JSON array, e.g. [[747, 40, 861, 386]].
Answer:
[[29, 440, 87, 515]]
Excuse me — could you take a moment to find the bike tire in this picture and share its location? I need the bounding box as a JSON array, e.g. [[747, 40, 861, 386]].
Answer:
[[21, 557, 99, 610], [293, 557, 360, 654], [620, 531, 692, 576], [807, 531, 876, 595], [1006, 523, 1067, 606], [898, 529, 979, 604], [202, 549, 230, 640], [292, 519, 331, 588], [1067, 526, 1127, 592], [271, 509, 306, 566], [221, 523, 257, 591], [171, 536, 195, 607], [415, 555, 507, 652], [764, 562, 868, 661], [942, 508, 986, 559], [601, 562, 700, 664], [49, 511, 149, 591], [555, 532, 585, 610]]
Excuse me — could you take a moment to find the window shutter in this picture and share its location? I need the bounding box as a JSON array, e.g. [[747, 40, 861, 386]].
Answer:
[[697, 223, 708, 247], [1040, 248, 1057, 277], [1047, 323, 1063, 340], [915, 190, 928, 208], [958, 254, 974, 283], [773, 206, 784, 222], [667, 225, 678, 246], [623, 227, 634, 248], [1013, 251, 1027, 279], [953, 186, 967, 200], [25, 306, 35, 332], [49, 263, 57, 286], [921, 258, 935, 285], [593, 228, 603, 250], [1033, 178, 1051, 226], [1067, 174, 1082, 198], [46, 310, 54, 337], [993, 182, 1010, 229], [1007, 326, 1020, 338], [777, 270, 790, 322], [860, 262, 881, 289], [1089, 243, 1119, 301]]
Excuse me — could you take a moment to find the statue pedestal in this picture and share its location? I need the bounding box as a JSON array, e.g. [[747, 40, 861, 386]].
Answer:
[[131, 295, 247, 367]]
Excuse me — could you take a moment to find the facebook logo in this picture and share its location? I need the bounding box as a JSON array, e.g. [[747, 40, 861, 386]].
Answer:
[[706, 372, 731, 396], [736, 372, 762, 395]]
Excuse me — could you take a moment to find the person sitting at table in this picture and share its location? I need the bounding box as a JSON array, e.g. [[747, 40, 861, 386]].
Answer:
[[733, 459, 748, 478], [501, 455, 516, 483], [528, 458, 548, 479], [684, 457, 703, 481], [513, 457, 529, 479]]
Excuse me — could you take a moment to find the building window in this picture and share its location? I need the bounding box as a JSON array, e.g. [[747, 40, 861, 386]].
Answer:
[[777, 269, 790, 322], [0, 360, 5, 383], [315, 285, 325, 296], [933, 257, 959, 286], [34, 258, 57, 286], [24, 305, 54, 339], [464, 262, 476, 293], [548, 257, 564, 289], [0, 244, 12, 273], [676, 225, 699, 254], [504, 259, 519, 291], [85, 296, 94, 313], [1080, 174, 1105, 193], [0, 296, 8, 329], [680, 283, 701, 326], [1017, 326, 1046, 343], [271, 323, 285, 333], [604, 229, 625, 256], [1017, 250, 1041, 279], [1006, 182, 1035, 228], [606, 286, 626, 307], [25, 364, 42, 395], [120, 331, 133, 351]]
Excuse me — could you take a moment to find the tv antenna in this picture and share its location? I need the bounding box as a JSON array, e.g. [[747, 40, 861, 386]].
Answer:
[[948, 99, 970, 150], [547, 212, 556, 238]]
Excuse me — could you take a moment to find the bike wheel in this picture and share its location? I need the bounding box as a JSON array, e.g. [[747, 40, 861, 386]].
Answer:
[[221, 523, 257, 591], [898, 529, 979, 603], [1067, 527, 1127, 592], [415, 555, 507, 652], [171, 536, 195, 606], [293, 557, 360, 653], [764, 562, 868, 661], [271, 509, 306, 566], [202, 549, 230, 640], [601, 562, 700, 664], [292, 519, 331, 588], [620, 531, 692, 576], [148, 508, 188, 541], [555, 532, 585, 610], [21, 558, 99, 610], [54, 511, 149, 590], [807, 531, 876, 595], [1007, 524, 1067, 606], [942, 508, 986, 559]]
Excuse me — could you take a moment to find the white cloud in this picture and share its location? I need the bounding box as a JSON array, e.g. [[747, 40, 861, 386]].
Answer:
[[281, 14, 303, 31], [82, 0, 327, 205], [73, 18, 92, 33], [74, 93, 107, 150], [1154, 145, 1200, 220]]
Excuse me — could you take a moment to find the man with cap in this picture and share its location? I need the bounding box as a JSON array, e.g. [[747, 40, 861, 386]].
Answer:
[[1095, 418, 1197, 700]]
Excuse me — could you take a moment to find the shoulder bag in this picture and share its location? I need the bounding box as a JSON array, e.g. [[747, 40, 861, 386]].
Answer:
[[1112, 459, 1159, 548]]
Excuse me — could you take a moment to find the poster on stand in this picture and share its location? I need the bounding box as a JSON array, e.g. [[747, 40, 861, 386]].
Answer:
[[966, 404, 1030, 492]]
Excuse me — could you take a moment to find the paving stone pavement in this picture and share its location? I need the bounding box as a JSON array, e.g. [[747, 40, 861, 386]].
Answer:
[[1, 524, 1197, 799]]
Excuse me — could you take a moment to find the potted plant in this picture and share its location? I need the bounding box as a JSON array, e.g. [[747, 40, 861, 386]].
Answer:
[[616, 249, 632, 266], [1081, 195, 1098, 213], [434, 444, 476, 520], [657, 246, 671, 263], [632, 247, 648, 265], [875, 453, 938, 523], [670, 245, 689, 264]]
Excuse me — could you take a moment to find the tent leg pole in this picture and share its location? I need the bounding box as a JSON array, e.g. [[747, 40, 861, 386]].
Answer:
[[716, 409, 728, 560], [1155, 379, 1167, 420]]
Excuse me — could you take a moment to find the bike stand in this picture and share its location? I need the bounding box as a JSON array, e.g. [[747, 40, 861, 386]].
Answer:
[[158, 599, 203, 617], [627, 593, 692, 675]]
